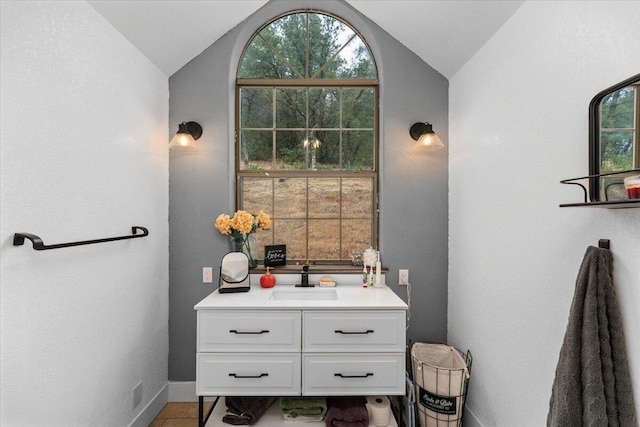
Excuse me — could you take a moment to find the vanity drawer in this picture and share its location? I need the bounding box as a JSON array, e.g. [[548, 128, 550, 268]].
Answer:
[[198, 310, 301, 352], [302, 353, 405, 396], [303, 310, 405, 352], [197, 353, 301, 396]]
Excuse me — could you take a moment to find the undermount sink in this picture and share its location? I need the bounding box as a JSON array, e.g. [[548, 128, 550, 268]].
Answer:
[[269, 289, 339, 301]]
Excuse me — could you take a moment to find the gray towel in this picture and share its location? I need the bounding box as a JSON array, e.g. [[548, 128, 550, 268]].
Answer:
[[547, 246, 637, 426], [222, 396, 275, 425], [325, 397, 369, 427]]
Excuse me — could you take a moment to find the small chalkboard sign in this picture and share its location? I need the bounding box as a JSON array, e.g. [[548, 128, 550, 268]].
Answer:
[[264, 244, 286, 267]]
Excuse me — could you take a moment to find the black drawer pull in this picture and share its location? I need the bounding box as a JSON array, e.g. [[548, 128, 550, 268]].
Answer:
[[334, 372, 374, 379], [334, 329, 374, 335], [229, 373, 269, 379], [229, 329, 270, 335]]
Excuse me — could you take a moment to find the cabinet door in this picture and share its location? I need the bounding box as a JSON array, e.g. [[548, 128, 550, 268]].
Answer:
[[197, 353, 301, 396], [302, 353, 405, 396], [303, 310, 405, 352], [198, 310, 301, 352]]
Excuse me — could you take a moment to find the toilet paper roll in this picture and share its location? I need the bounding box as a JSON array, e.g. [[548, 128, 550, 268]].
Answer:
[[366, 395, 391, 427]]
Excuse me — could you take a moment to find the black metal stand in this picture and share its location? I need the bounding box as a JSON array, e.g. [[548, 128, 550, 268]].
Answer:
[[199, 396, 219, 427]]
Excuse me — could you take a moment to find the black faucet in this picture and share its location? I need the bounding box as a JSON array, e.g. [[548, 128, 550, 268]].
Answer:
[[296, 264, 314, 287]]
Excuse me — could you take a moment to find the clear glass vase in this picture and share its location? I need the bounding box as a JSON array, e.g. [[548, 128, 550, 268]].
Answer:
[[229, 234, 257, 269], [229, 236, 243, 252], [243, 234, 258, 269]]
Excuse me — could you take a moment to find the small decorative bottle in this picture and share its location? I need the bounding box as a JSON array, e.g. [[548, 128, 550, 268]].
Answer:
[[362, 265, 368, 288], [375, 251, 382, 287]]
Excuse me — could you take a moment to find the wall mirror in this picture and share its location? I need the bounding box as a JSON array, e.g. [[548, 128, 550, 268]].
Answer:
[[589, 73, 640, 202]]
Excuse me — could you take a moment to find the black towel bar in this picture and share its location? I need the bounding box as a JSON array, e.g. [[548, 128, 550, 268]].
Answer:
[[13, 226, 148, 250], [598, 239, 610, 249]]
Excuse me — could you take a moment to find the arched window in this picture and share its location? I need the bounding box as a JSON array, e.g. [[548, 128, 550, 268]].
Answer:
[[237, 10, 378, 262]]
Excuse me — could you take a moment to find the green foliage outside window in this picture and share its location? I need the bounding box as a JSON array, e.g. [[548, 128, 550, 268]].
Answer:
[[239, 12, 375, 80], [600, 87, 636, 172]]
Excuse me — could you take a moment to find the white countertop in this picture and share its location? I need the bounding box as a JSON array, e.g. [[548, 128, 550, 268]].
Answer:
[[194, 283, 408, 310]]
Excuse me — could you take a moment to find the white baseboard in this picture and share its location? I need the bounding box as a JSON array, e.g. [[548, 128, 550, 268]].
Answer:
[[129, 380, 213, 425], [168, 381, 198, 402], [463, 405, 483, 427], [129, 383, 168, 427]]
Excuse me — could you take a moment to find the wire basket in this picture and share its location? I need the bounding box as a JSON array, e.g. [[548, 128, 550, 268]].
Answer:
[[411, 343, 472, 427]]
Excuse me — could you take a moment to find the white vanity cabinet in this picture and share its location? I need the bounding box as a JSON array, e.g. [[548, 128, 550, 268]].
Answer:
[[194, 283, 408, 425], [196, 310, 302, 396], [196, 309, 406, 396], [302, 310, 406, 395]]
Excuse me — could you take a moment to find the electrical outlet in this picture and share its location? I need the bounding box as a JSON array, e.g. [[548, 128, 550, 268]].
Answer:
[[399, 269, 409, 285], [133, 381, 142, 409], [203, 267, 213, 283]]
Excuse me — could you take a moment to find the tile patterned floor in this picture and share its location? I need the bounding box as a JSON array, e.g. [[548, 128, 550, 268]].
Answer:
[[149, 402, 212, 427]]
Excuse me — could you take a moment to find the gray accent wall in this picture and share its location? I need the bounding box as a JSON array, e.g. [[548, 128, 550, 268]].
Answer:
[[169, 0, 448, 380]]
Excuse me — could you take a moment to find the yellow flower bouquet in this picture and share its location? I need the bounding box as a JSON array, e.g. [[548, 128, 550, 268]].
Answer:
[[215, 210, 271, 267]]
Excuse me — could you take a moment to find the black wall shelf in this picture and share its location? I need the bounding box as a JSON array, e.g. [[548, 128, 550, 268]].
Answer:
[[560, 169, 640, 209], [560, 200, 640, 209]]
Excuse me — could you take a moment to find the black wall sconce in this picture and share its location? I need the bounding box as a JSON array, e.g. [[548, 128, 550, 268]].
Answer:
[[169, 121, 203, 148], [410, 122, 444, 151]]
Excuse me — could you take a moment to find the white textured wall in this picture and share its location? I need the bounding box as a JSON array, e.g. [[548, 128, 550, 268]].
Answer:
[[0, 2, 169, 426], [449, 2, 640, 425]]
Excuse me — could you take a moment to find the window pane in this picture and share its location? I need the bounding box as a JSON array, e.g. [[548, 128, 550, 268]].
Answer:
[[309, 178, 340, 218], [314, 131, 340, 170], [276, 88, 306, 128], [241, 88, 272, 128], [241, 177, 273, 214], [275, 131, 306, 169], [309, 88, 340, 129], [337, 37, 376, 79], [343, 88, 375, 128], [239, 35, 297, 79], [309, 219, 340, 259], [342, 219, 372, 256], [238, 11, 377, 81], [241, 176, 275, 259], [600, 87, 635, 129], [275, 177, 306, 217], [600, 131, 634, 171], [264, 13, 307, 78], [308, 15, 354, 78], [342, 178, 373, 218], [239, 131, 272, 170], [274, 219, 306, 260], [342, 131, 374, 171], [254, 228, 273, 259]]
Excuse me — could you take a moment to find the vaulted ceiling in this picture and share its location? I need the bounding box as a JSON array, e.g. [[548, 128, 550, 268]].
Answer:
[[88, 0, 524, 79]]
